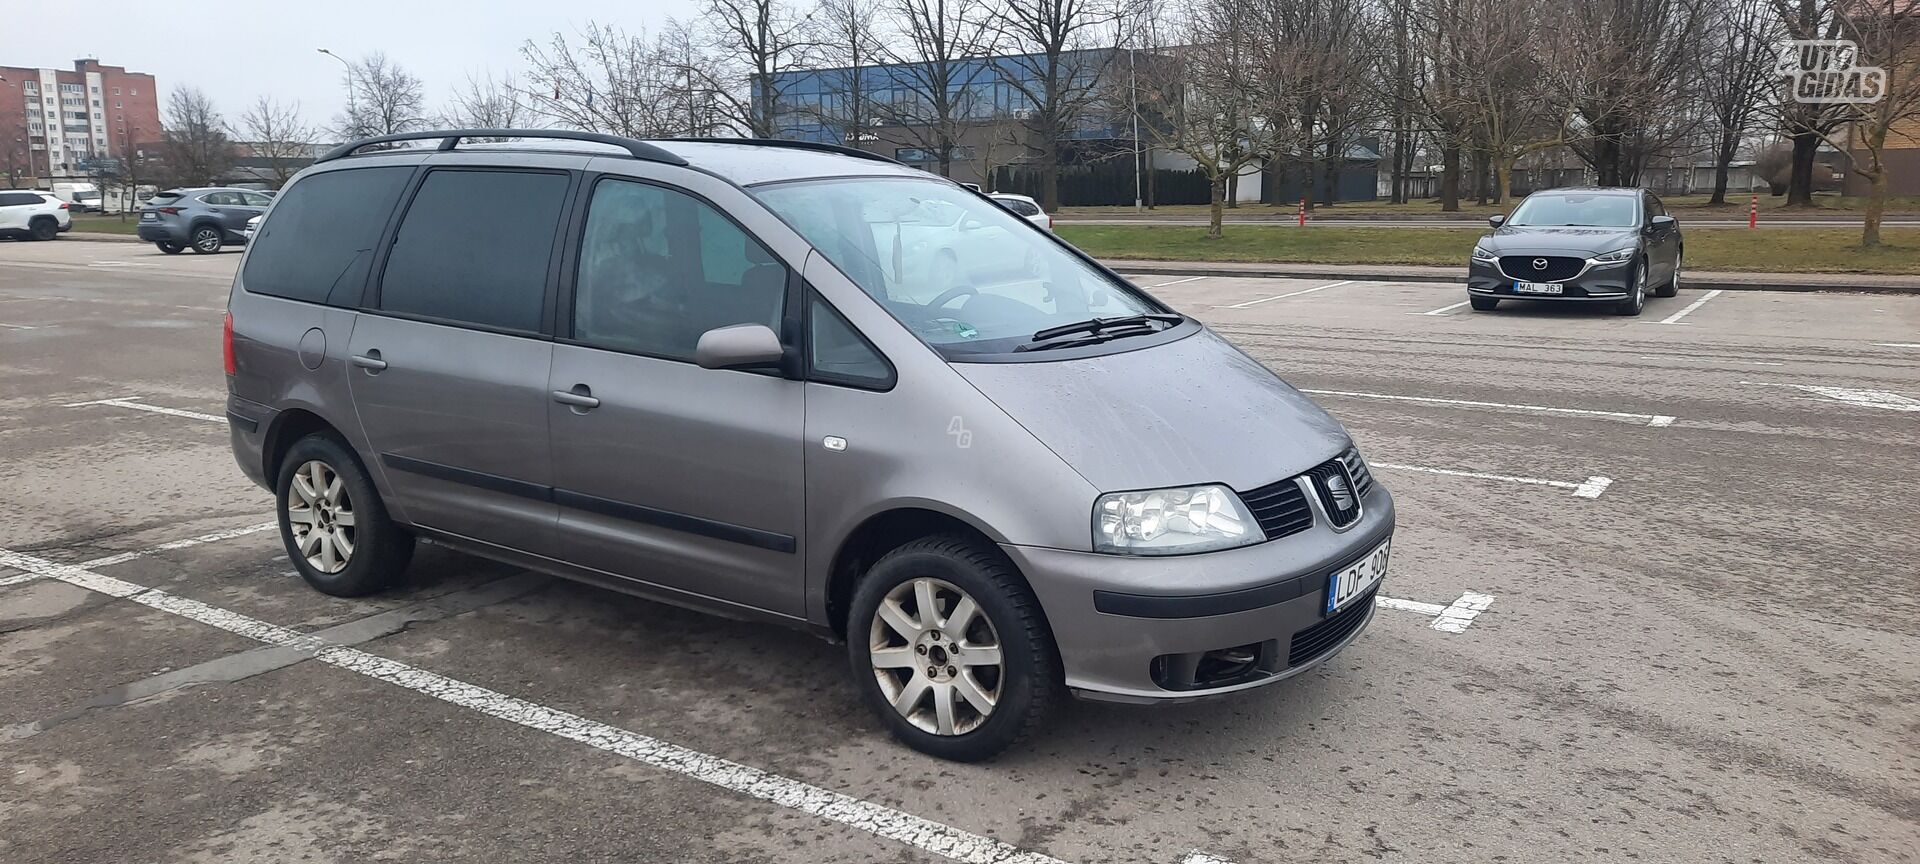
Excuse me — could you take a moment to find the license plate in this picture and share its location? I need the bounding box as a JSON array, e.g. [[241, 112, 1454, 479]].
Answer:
[[1513, 281, 1564, 294], [140, 212, 157, 221], [1326, 538, 1389, 615]]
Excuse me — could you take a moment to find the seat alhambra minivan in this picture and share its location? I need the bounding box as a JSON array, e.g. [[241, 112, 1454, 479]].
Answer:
[[226, 130, 1394, 761]]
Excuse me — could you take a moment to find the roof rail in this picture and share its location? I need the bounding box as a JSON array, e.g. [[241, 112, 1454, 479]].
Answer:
[[667, 137, 905, 166], [317, 129, 689, 166]]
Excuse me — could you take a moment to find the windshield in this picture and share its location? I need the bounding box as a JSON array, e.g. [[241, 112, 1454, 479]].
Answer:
[[75, 191, 100, 201], [1509, 193, 1638, 228], [755, 177, 1166, 357]]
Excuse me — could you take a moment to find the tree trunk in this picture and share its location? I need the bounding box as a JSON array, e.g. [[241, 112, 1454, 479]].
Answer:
[[1321, 154, 1339, 207], [1440, 144, 1461, 212], [1787, 130, 1819, 207], [1390, 129, 1409, 204], [1147, 155, 1157, 209], [1495, 156, 1514, 205], [1208, 174, 1226, 240], [1227, 171, 1239, 208], [1863, 133, 1887, 247], [1471, 149, 1490, 206], [1038, 135, 1061, 211], [1708, 132, 1737, 205]]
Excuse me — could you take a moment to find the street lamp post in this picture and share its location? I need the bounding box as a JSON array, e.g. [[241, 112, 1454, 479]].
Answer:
[[317, 48, 357, 136]]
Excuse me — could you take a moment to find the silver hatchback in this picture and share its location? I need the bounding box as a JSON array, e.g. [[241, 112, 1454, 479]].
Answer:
[[225, 130, 1393, 761]]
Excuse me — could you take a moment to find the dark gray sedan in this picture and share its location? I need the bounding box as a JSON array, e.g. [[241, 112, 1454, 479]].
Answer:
[[1466, 187, 1683, 316]]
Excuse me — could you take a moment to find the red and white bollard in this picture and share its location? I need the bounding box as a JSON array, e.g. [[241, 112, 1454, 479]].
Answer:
[[1749, 195, 1758, 229], [1298, 196, 1307, 227]]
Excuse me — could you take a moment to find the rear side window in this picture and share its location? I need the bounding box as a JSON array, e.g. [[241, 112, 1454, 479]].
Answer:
[[0, 192, 41, 206], [571, 177, 786, 360], [997, 198, 1039, 217], [379, 170, 569, 332], [242, 167, 412, 306], [201, 191, 241, 206]]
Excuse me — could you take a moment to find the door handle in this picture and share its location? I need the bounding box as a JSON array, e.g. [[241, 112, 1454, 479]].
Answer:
[[552, 385, 599, 410], [351, 350, 388, 372]]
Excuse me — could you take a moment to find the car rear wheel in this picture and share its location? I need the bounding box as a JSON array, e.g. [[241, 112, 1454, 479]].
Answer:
[[848, 534, 1058, 762], [1615, 261, 1647, 316], [28, 218, 58, 241], [156, 241, 183, 254], [1468, 295, 1499, 311], [276, 433, 414, 597], [1654, 251, 1681, 298], [189, 225, 223, 254]]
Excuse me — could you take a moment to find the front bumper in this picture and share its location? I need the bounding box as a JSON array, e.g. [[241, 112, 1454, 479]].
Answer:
[[1004, 484, 1394, 703], [1467, 257, 1633, 301]]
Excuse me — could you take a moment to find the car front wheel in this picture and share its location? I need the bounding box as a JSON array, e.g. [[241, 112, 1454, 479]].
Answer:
[[848, 535, 1058, 761], [1655, 251, 1681, 298], [1615, 261, 1647, 316]]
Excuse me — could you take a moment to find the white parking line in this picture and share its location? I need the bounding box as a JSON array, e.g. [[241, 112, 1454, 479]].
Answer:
[[1216, 280, 1354, 309], [1300, 388, 1675, 427], [1370, 461, 1614, 499], [67, 396, 225, 424], [0, 321, 38, 330], [0, 543, 1237, 864], [1874, 342, 1920, 348], [1742, 382, 1920, 412], [0, 521, 278, 590], [1414, 299, 1471, 316], [1148, 276, 1208, 288], [1656, 289, 1723, 325], [1375, 596, 1447, 616], [1431, 592, 1497, 633]]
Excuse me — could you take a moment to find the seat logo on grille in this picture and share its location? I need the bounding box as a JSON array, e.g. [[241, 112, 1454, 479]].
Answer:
[[1533, 258, 1549, 270], [1321, 470, 1356, 514]]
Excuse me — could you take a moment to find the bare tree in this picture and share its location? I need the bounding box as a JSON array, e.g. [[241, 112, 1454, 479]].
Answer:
[[991, 0, 1128, 210], [521, 24, 685, 137], [1768, 0, 1851, 205], [162, 88, 233, 186], [655, 19, 736, 136], [1138, 0, 1273, 236], [703, 0, 818, 137], [808, 0, 885, 147], [339, 52, 426, 138], [1811, 1, 1920, 245], [240, 97, 315, 187], [440, 72, 527, 130], [878, 0, 1000, 176], [1699, 0, 1782, 204], [1559, 0, 1707, 186]]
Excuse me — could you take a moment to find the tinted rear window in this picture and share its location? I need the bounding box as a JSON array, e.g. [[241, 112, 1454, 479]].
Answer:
[[147, 191, 185, 205], [996, 199, 1040, 216], [0, 192, 42, 206], [378, 169, 569, 332], [241, 167, 413, 306]]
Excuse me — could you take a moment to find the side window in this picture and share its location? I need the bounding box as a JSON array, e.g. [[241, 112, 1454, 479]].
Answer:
[[1650, 194, 1667, 217], [202, 191, 239, 206], [808, 295, 893, 389], [572, 178, 786, 360], [242, 192, 273, 207], [379, 169, 569, 332], [241, 166, 412, 306], [0, 192, 38, 207]]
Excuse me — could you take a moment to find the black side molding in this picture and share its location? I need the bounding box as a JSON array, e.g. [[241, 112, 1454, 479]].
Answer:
[[225, 411, 259, 433], [1094, 575, 1309, 619], [553, 489, 796, 554], [380, 453, 554, 502]]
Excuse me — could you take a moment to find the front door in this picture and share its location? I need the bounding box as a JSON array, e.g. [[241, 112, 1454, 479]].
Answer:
[[346, 166, 574, 554], [546, 174, 807, 617]]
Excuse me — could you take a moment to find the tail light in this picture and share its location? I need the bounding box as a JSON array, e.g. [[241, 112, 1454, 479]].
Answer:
[[1047, 215, 1054, 229], [156, 206, 182, 215], [222, 312, 236, 375], [58, 202, 70, 210]]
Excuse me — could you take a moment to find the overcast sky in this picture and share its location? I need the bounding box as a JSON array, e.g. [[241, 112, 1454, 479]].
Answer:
[[0, 0, 702, 135]]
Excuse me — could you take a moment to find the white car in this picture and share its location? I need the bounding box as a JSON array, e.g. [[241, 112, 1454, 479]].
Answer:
[[243, 214, 263, 241], [989, 193, 1052, 232], [0, 190, 72, 241]]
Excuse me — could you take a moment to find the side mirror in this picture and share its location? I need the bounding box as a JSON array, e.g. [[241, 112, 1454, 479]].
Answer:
[[1488, 214, 1506, 228], [695, 324, 785, 371], [1651, 214, 1676, 230]]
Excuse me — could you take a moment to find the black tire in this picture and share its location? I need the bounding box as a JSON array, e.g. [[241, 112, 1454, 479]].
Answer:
[[1654, 250, 1681, 298], [1615, 260, 1647, 316], [189, 224, 223, 254], [1468, 294, 1500, 311], [28, 218, 58, 241], [275, 432, 414, 597], [848, 534, 1058, 762], [156, 241, 184, 254]]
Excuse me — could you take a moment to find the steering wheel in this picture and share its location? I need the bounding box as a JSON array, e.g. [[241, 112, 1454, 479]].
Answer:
[[928, 284, 976, 309]]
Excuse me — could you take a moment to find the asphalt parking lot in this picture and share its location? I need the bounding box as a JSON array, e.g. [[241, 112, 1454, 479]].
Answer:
[[3, 239, 1917, 864]]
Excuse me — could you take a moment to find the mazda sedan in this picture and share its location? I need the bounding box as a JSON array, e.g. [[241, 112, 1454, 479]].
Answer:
[[1466, 187, 1682, 316]]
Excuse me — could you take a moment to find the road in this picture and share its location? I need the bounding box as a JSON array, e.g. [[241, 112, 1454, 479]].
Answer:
[[3, 238, 1917, 864], [1058, 216, 1920, 229]]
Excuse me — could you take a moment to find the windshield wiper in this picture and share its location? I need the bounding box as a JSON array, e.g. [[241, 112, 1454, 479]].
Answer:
[[1029, 313, 1184, 343]]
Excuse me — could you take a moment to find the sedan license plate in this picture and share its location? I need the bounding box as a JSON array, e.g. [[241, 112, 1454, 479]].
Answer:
[[1326, 539, 1389, 615], [1513, 280, 1564, 294]]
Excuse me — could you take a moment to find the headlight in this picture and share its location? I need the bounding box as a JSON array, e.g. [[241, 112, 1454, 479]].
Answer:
[[1592, 247, 1635, 263], [1471, 245, 1497, 261], [1093, 484, 1264, 555]]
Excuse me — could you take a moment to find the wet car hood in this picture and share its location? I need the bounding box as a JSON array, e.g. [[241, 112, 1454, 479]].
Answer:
[[1480, 225, 1640, 257], [953, 327, 1350, 493]]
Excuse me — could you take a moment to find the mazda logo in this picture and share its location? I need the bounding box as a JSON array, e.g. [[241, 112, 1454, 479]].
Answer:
[[1532, 258, 1549, 270]]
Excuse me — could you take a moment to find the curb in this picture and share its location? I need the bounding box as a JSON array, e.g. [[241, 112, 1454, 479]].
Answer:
[[1100, 261, 1920, 295], [61, 232, 145, 243]]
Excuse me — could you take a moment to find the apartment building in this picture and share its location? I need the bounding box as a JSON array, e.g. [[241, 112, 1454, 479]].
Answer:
[[0, 59, 161, 181]]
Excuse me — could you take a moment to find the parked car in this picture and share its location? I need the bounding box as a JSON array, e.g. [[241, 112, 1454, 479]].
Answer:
[[47, 181, 103, 213], [1466, 187, 1683, 316], [0, 190, 72, 241], [242, 214, 262, 242], [227, 130, 1393, 761], [137, 187, 274, 254], [989, 192, 1052, 231]]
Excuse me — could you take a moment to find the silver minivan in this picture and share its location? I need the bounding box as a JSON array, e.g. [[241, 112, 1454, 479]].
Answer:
[[226, 131, 1394, 761]]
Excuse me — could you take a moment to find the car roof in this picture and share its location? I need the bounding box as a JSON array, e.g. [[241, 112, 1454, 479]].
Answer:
[[1528, 187, 1641, 196], [643, 140, 926, 186]]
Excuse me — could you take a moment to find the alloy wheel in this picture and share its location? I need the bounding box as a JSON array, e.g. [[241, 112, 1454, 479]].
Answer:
[[869, 577, 1004, 736], [1672, 252, 1682, 291], [286, 459, 355, 574], [193, 228, 221, 252]]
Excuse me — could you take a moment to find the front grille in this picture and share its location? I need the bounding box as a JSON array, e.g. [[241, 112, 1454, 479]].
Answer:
[[1500, 255, 1584, 282], [1288, 586, 1377, 667], [1337, 447, 1375, 499], [1303, 459, 1362, 528], [1241, 477, 1313, 541]]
